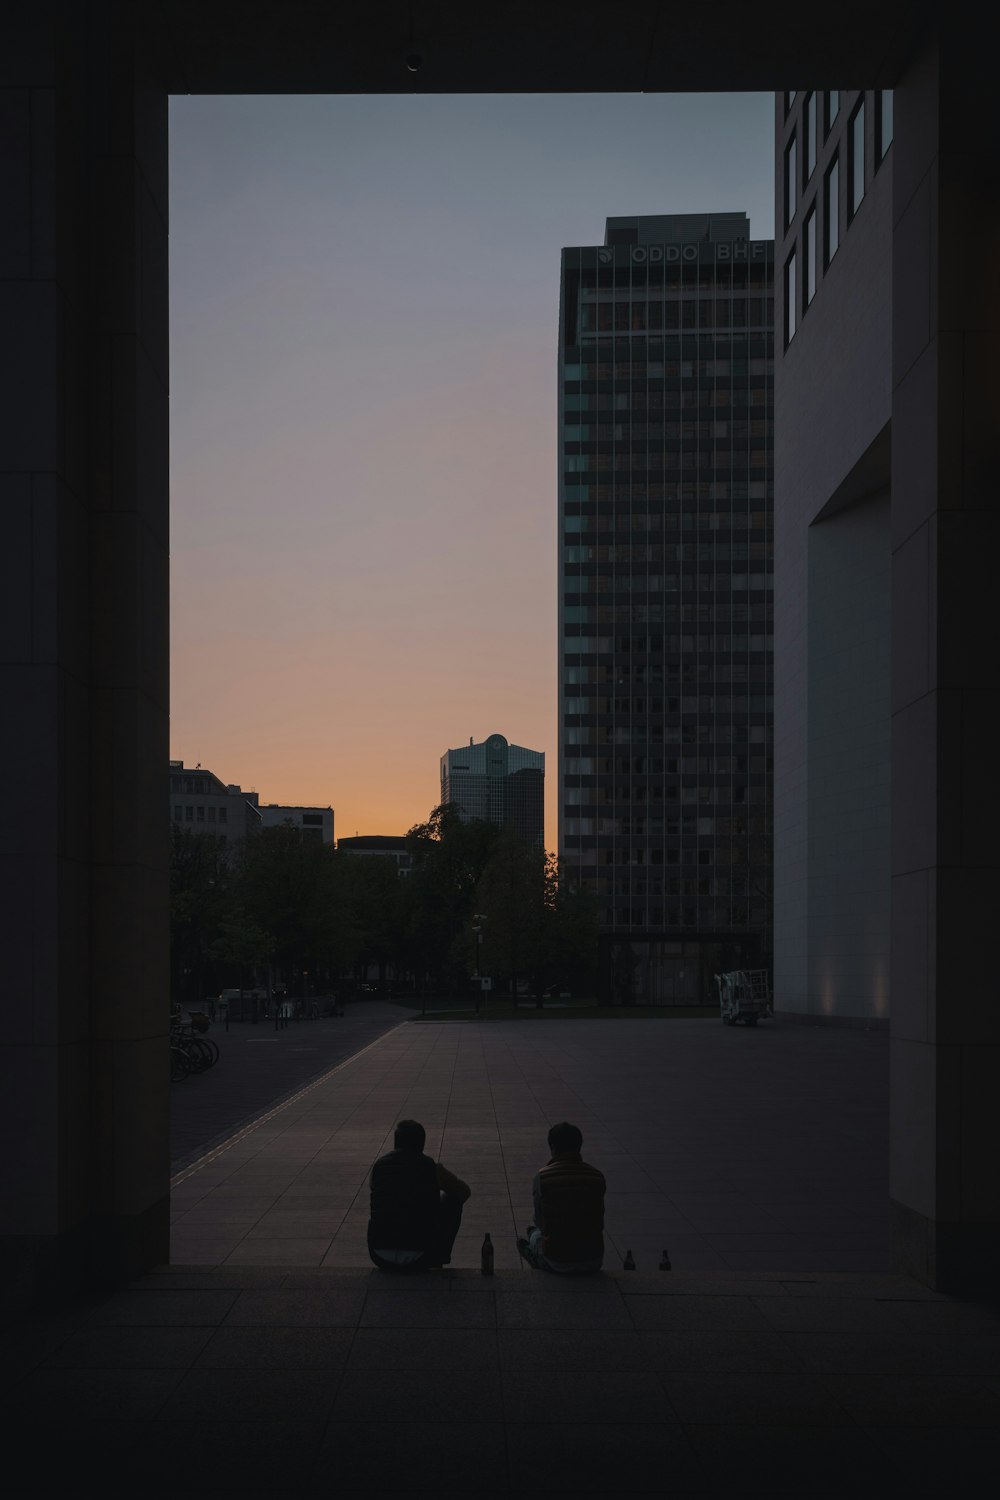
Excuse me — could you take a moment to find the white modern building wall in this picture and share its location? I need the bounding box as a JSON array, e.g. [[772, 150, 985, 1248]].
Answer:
[[773, 89, 893, 1021], [807, 493, 890, 1019]]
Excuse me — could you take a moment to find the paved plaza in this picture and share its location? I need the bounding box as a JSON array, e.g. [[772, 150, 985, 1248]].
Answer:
[[170, 1008, 405, 1170], [171, 1009, 889, 1274], [7, 1013, 1000, 1495]]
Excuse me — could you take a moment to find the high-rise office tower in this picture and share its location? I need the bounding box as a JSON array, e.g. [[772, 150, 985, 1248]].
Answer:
[[441, 733, 545, 847], [558, 213, 774, 1003]]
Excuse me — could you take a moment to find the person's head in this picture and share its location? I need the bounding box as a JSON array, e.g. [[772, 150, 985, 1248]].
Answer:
[[394, 1119, 426, 1152], [547, 1121, 583, 1156]]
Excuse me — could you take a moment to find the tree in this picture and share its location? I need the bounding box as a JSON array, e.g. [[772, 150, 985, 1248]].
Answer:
[[400, 804, 499, 996], [169, 826, 234, 1007], [473, 826, 547, 999], [237, 825, 355, 988], [546, 856, 600, 999], [338, 850, 407, 989]]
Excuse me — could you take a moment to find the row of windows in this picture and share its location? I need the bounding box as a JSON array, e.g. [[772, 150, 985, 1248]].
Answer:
[[173, 804, 229, 824], [565, 364, 770, 393], [564, 655, 771, 686], [565, 357, 772, 379], [566, 763, 769, 786], [565, 457, 769, 476], [563, 822, 767, 846], [570, 264, 772, 291], [784, 91, 843, 221], [784, 91, 893, 343], [565, 425, 772, 444], [580, 300, 773, 333], [563, 708, 772, 740], [566, 672, 770, 699], [566, 740, 768, 770], [564, 508, 771, 528], [565, 543, 771, 561]]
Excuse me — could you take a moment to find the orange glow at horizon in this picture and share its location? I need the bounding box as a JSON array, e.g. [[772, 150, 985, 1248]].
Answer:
[[168, 93, 774, 853]]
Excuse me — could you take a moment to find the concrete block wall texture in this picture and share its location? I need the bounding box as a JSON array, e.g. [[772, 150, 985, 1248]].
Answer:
[[0, 8, 171, 1308], [888, 34, 1000, 1289]]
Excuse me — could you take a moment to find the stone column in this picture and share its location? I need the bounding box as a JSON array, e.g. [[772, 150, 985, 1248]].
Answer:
[[890, 33, 1000, 1291], [0, 5, 169, 1308]]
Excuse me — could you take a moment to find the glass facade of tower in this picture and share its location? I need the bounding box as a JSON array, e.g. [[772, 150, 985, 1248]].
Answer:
[[558, 214, 774, 1004], [441, 734, 545, 848]]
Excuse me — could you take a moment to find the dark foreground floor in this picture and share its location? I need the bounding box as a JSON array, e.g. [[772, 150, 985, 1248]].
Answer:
[[6, 1265, 1000, 1496]]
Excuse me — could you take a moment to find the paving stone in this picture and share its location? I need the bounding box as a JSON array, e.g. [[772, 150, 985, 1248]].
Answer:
[[662, 1372, 850, 1426], [347, 1328, 499, 1373], [640, 1330, 805, 1374], [779, 1331, 1000, 1376], [313, 1421, 508, 1492], [222, 1288, 366, 1326], [333, 1368, 503, 1423], [498, 1328, 651, 1373], [142, 1418, 323, 1491], [625, 1294, 774, 1332], [161, 1366, 338, 1421], [83, 1289, 239, 1326], [361, 1290, 497, 1328], [686, 1421, 896, 1494], [871, 1426, 1000, 1489], [12, 1367, 182, 1420], [496, 1291, 633, 1330], [506, 1420, 705, 1492], [223, 1237, 330, 1265], [41, 1326, 215, 1369], [817, 1373, 1000, 1426], [501, 1370, 675, 1425], [194, 1325, 354, 1371]]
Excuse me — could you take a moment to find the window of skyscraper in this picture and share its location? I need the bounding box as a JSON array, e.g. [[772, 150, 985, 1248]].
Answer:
[[824, 156, 840, 265], [804, 92, 817, 181], [849, 98, 865, 218], [825, 90, 840, 135], [804, 206, 817, 306], [877, 90, 893, 160], [784, 136, 797, 226], [785, 248, 797, 342]]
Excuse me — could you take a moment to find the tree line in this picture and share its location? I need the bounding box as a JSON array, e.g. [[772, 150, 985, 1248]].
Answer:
[[170, 803, 598, 1009]]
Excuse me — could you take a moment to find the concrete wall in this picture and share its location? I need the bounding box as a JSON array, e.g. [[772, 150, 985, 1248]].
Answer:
[[773, 90, 893, 1018], [0, 10, 170, 1307], [807, 493, 890, 1020]]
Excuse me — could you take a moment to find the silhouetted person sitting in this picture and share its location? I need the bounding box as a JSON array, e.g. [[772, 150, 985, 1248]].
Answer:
[[368, 1119, 471, 1272], [517, 1121, 606, 1274]]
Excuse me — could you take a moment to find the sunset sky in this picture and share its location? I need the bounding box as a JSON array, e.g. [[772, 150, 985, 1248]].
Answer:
[[169, 92, 774, 844]]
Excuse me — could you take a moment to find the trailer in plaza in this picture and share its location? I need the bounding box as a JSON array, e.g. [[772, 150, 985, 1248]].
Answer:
[[715, 969, 773, 1027]]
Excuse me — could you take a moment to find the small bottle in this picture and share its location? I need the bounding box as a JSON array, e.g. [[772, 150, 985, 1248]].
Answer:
[[481, 1232, 494, 1276], [659, 1247, 672, 1271], [623, 1249, 636, 1270]]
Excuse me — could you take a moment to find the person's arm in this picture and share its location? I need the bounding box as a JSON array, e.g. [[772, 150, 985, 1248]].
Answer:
[[436, 1161, 471, 1202], [532, 1170, 544, 1231]]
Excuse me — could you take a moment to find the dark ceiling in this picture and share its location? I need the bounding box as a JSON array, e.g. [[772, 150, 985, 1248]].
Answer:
[[151, 1, 934, 95]]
